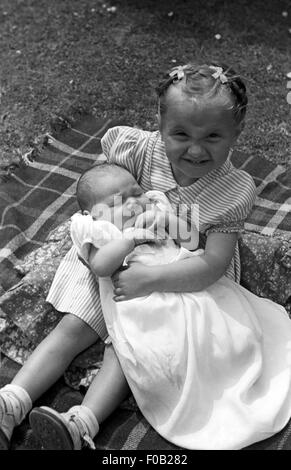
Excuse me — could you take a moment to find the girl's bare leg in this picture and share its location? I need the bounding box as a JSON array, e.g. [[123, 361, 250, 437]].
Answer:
[[27, 340, 130, 450], [82, 343, 130, 424], [12, 314, 99, 402]]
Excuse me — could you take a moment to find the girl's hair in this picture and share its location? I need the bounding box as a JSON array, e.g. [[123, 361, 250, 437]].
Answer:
[[156, 62, 248, 125]]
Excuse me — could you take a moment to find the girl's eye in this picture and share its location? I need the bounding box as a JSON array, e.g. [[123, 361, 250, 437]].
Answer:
[[174, 132, 188, 139], [208, 133, 220, 139]]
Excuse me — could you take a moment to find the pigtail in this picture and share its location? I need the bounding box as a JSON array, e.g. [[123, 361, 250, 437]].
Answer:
[[156, 69, 181, 98], [227, 77, 248, 124], [156, 61, 248, 124]]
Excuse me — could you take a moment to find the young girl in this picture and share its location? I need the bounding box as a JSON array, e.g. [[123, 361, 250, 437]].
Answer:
[[0, 61, 290, 450]]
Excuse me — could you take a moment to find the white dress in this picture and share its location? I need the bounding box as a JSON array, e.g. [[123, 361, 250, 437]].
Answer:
[[71, 191, 291, 450]]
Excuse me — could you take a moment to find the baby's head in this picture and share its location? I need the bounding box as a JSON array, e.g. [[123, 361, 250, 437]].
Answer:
[[76, 163, 149, 229], [156, 62, 248, 185], [76, 163, 118, 213]]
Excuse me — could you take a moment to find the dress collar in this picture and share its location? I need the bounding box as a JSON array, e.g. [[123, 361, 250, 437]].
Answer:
[[150, 132, 178, 192]]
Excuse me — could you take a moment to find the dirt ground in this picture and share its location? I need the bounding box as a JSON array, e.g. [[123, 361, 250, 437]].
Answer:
[[0, 0, 290, 169]]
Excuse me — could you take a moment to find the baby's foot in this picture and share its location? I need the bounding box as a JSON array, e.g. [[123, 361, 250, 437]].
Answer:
[[0, 385, 32, 450], [29, 405, 99, 450]]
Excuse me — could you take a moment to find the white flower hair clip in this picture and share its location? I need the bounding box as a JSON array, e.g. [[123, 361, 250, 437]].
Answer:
[[169, 66, 185, 83], [209, 66, 228, 84]]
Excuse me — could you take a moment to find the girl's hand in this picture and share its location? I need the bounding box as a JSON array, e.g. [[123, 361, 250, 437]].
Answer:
[[111, 264, 154, 301]]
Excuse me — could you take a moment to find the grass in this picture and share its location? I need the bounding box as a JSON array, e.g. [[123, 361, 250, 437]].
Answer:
[[0, 0, 290, 169]]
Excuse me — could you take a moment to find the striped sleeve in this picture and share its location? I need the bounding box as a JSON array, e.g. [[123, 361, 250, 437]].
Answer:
[[101, 126, 148, 181], [204, 169, 257, 234]]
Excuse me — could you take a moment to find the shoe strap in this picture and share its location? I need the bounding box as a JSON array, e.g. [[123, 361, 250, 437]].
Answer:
[[0, 392, 25, 425], [65, 412, 96, 450]]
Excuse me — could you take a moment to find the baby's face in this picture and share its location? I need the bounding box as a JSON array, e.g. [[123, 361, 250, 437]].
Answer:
[[90, 171, 150, 230]]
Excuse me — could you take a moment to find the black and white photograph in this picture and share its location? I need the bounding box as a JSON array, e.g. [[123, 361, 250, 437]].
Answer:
[[0, 0, 290, 455]]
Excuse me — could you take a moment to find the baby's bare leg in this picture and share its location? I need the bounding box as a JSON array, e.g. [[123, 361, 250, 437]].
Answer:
[[12, 314, 99, 402], [82, 343, 130, 424]]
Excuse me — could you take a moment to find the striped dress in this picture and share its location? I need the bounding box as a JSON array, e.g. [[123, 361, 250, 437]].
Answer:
[[47, 126, 257, 339]]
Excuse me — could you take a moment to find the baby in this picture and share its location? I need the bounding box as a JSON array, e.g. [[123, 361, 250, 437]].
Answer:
[[0, 161, 197, 450]]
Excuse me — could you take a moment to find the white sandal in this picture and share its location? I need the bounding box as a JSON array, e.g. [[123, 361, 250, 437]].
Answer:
[[29, 406, 97, 450]]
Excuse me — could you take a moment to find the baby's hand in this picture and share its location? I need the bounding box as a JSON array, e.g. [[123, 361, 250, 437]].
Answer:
[[127, 228, 165, 246], [135, 208, 168, 242], [135, 209, 157, 230]]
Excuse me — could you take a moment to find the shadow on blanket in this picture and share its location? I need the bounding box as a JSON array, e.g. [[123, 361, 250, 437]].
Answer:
[[0, 114, 290, 450]]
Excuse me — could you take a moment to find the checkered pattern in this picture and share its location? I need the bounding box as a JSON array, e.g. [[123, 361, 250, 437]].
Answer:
[[0, 114, 290, 294], [0, 116, 111, 293], [0, 115, 291, 450], [231, 152, 291, 237]]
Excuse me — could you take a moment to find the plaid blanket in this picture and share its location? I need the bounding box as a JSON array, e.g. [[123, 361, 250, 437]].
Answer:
[[0, 114, 291, 451], [1, 353, 291, 451], [0, 114, 290, 295], [0, 115, 113, 293], [232, 152, 291, 238]]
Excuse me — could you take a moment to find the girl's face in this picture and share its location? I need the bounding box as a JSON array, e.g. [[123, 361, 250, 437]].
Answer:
[[90, 171, 150, 230], [158, 87, 241, 186]]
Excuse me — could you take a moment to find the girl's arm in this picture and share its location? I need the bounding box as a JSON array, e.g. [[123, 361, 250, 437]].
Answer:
[[112, 231, 238, 300], [150, 231, 238, 291]]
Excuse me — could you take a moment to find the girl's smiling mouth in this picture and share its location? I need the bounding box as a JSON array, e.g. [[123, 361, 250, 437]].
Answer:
[[183, 157, 210, 165]]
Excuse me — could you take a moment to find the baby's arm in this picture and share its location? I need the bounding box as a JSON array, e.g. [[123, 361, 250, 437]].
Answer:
[[88, 228, 160, 278], [88, 238, 135, 278]]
